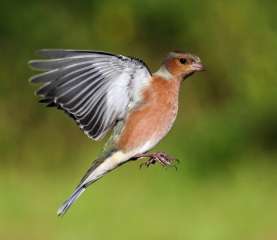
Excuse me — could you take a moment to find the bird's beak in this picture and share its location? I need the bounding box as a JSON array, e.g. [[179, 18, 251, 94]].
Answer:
[[191, 62, 205, 72]]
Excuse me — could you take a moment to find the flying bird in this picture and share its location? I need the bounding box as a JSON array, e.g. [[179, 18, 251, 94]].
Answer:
[[29, 49, 204, 216]]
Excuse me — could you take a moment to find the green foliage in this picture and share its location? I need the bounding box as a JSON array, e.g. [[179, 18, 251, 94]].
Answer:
[[1, 0, 276, 239]]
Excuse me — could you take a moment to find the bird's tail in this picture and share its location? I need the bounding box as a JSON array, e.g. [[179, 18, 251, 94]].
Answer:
[[57, 185, 86, 216], [57, 150, 128, 216]]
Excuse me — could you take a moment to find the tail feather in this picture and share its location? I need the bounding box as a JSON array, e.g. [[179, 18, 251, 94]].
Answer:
[[57, 150, 127, 216], [57, 186, 86, 216]]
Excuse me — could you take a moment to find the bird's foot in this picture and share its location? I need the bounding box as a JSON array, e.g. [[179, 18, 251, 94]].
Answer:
[[132, 152, 179, 169]]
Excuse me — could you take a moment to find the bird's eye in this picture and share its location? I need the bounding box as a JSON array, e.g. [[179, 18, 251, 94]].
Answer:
[[179, 58, 187, 64]]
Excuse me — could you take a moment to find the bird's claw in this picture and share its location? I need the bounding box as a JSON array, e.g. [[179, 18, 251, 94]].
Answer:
[[138, 152, 179, 169]]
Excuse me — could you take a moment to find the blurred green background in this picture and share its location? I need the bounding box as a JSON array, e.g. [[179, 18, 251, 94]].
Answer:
[[1, 0, 277, 239]]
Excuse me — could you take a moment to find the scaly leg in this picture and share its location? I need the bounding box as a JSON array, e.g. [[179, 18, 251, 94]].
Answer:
[[130, 152, 179, 168]]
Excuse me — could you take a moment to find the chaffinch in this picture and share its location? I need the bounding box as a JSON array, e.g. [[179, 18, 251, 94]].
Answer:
[[29, 49, 204, 216]]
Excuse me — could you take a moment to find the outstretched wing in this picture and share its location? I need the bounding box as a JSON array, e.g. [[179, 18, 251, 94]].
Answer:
[[29, 49, 151, 140]]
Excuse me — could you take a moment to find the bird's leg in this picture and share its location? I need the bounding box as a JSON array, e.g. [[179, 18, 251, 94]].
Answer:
[[130, 152, 179, 168]]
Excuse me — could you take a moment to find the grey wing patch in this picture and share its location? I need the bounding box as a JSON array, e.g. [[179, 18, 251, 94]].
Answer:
[[29, 49, 151, 140]]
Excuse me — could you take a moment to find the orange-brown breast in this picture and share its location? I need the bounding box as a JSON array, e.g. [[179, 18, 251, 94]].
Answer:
[[117, 75, 181, 153]]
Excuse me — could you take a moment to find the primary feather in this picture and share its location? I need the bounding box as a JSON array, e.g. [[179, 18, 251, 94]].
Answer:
[[29, 49, 151, 140]]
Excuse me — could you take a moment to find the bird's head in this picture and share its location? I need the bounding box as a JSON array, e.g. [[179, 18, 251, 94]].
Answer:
[[161, 51, 204, 80]]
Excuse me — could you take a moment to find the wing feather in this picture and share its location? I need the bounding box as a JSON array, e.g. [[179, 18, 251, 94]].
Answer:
[[29, 49, 151, 140]]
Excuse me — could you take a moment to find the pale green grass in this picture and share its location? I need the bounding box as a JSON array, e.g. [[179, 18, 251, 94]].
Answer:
[[1, 158, 276, 240]]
